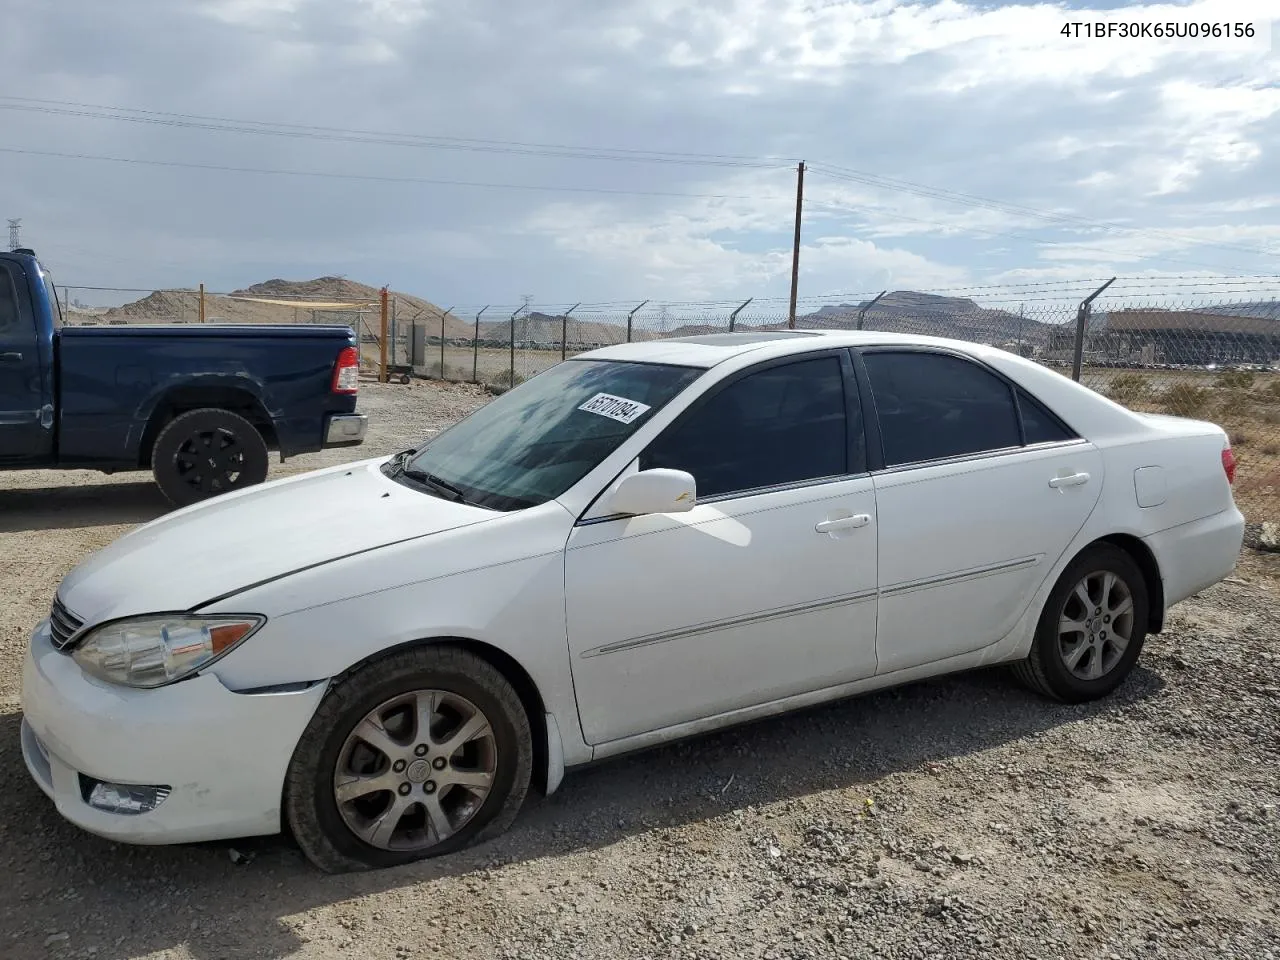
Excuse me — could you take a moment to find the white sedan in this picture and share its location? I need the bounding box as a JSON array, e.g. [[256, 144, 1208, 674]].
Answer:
[[21, 331, 1244, 871]]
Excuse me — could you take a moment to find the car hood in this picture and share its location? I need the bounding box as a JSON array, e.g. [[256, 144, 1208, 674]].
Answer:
[[57, 457, 497, 625]]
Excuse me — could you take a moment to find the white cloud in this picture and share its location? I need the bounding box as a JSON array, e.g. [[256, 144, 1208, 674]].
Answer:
[[2, 0, 1278, 307]]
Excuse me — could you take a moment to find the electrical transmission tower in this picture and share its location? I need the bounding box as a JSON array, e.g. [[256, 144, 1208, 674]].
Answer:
[[7, 219, 21, 251], [521, 294, 533, 342]]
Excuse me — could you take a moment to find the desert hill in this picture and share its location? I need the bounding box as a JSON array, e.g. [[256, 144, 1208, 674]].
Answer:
[[66, 280, 1053, 348]]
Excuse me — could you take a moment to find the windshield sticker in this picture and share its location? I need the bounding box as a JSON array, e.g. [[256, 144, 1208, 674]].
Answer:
[[577, 392, 652, 424]]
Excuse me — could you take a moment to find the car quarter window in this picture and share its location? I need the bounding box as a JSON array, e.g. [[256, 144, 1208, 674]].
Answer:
[[863, 350, 1024, 467], [640, 354, 859, 499], [1016, 386, 1077, 444]]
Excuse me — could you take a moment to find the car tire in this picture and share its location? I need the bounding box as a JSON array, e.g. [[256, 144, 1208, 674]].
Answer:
[[151, 407, 270, 507], [1014, 543, 1150, 703], [284, 644, 533, 873]]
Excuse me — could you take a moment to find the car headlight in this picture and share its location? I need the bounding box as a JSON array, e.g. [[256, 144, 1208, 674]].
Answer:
[[71, 615, 265, 688]]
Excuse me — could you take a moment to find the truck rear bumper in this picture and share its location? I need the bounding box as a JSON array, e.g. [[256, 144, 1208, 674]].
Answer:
[[323, 412, 368, 447]]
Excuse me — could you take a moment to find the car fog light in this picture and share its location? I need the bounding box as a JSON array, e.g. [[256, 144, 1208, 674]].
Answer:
[[80, 776, 171, 815]]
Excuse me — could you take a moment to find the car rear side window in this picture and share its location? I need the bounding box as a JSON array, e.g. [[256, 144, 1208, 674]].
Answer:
[[1017, 386, 1076, 445], [641, 355, 857, 498], [863, 351, 1021, 466]]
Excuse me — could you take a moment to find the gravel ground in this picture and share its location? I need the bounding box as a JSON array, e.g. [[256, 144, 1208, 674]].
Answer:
[[1, 379, 1278, 960]]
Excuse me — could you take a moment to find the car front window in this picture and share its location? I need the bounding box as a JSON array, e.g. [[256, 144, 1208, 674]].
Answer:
[[399, 358, 704, 511]]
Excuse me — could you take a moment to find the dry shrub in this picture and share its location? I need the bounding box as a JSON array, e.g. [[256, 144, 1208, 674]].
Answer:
[[1218, 369, 1257, 391], [1161, 382, 1212, 418], [490, 369, 527, 389], [1106, 372, 1151, 405]]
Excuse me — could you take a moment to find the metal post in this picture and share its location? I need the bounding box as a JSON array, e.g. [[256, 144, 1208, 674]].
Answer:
[[787, 161, 805, 328], [390, 297, 398, 366], [856, 290, 887, 331], [379, 286, 389, 383], [509, 304, 526, 386], [439, 307, 453, 378], [560, 303, 580, 361], [1017, 303, 1024, 355], [626, 300, 650, 343], [198, 283, 206, 324], [1072, 277, 1116, 382], [728, 298, 753, 333], [472, 306, 489, 383]]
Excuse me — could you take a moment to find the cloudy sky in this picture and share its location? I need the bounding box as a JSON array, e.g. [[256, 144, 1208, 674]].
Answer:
[[2, 0, 1278, 317]]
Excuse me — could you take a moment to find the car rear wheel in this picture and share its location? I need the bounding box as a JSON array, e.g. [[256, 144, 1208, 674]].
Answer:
[[151, 407, 270, 507], [1014, 543, 1149, 703], [284, 645, 533, 873]]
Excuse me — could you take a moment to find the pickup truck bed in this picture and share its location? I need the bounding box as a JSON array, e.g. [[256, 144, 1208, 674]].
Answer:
[[1, 250, 369, 506]]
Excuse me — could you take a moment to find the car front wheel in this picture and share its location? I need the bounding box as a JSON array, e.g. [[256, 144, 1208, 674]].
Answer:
[[1014, 543, 1150, 703], [284, 645, 533, 873]]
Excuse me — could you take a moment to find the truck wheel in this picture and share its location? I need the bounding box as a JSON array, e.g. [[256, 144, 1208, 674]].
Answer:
[[152, 407, 270, 507]]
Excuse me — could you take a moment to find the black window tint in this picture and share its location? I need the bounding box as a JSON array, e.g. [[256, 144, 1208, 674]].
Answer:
[[1017, 387, 1075, 444], [0, 265, 18, 334], [642, 356, 855, 498], [864, 351, 1020, 466]]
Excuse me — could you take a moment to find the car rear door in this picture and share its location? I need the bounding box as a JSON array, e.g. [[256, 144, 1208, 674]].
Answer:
[[0, 258, 54, 464], [856, 347, 1103, 675], [563, 350, 880, 746]]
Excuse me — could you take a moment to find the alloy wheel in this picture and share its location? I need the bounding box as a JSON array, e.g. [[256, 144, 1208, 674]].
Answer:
[[1057, 570, 1135, 681], [332, 689, 497, 852]]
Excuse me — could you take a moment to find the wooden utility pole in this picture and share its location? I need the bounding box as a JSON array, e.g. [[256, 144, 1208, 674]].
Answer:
[[198, 283, 206, 324], [379, 286, 389, 383], [787, 161, 805, 329]]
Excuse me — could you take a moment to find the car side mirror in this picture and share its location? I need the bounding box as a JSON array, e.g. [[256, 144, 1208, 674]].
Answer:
[[608, 468, 697, 516]]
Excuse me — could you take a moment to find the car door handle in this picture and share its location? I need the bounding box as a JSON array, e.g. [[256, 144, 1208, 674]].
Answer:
[[0, 352, 22, 363], [815, 514, 871, 534], [1048, 472, 1090, 489]]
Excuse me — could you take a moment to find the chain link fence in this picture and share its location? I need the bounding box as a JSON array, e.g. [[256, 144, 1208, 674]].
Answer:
[[52, 277, 1280, 525], [412, 284, 1280, 526]]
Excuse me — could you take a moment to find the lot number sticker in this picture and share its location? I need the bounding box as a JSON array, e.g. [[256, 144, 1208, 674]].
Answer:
[[578, 392, 652, 424]]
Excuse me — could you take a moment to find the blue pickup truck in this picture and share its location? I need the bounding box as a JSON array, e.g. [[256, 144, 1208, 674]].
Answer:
[[0, 250, 368, 506]]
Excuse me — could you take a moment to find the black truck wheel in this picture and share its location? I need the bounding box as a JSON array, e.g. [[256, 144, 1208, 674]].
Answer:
[[152, 408, 270, 507]]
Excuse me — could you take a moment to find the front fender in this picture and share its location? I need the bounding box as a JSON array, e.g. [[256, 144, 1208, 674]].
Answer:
[[201, 501, 590, 765]]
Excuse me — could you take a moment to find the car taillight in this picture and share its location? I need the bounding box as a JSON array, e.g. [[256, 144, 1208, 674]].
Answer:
[[1222, 440, 1236, 484], [332, 346, 359, 394]]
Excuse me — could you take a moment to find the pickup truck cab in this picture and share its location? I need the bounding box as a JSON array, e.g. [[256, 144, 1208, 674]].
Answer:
[[0, 250, 368, 506]]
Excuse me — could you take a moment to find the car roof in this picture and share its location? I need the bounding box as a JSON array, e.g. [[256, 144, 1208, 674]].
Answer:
[[574, 329, 1010, 368]]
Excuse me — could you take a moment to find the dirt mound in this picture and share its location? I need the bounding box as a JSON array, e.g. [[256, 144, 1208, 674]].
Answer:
[[87, 277, 457, 335]]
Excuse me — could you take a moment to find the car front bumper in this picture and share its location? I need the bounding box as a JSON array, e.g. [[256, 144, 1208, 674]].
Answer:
[[323, 412, 368, 447], [20, 620, 328, 845]]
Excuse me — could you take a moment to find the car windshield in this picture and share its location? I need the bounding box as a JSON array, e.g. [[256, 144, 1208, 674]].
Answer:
[[398, 358, 704, 511]]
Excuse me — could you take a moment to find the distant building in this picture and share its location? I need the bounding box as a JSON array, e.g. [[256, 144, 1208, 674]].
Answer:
[[1046, 309, 1280, 366]]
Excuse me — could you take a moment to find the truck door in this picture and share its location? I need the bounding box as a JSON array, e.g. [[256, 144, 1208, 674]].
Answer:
[[0, 259, 54, 464]]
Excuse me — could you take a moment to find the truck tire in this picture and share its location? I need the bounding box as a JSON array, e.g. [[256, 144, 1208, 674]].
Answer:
[[151, 407, 270, 507]]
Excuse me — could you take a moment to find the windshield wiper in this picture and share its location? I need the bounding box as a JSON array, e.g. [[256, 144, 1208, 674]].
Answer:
[[400, 467, 469, 504], [387, 447, 417, 474]]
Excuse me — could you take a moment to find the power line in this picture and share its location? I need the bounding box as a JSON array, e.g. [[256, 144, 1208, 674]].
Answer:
[[0, 146, 773, 201], [0, 97, 793, 170]]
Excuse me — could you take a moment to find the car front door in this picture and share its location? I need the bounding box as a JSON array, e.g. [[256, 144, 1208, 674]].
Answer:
[[563, 350, 880, 746], [857, 347, 1103, 675], [0, 259, 53, 464]]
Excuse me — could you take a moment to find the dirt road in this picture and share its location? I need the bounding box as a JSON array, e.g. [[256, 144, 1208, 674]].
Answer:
[[1, 381, 1277, 960]]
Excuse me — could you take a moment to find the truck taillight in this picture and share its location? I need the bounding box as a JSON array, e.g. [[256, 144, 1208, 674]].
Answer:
[[332, 347, 360, 394], [1222, 439, 1236, 485]]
